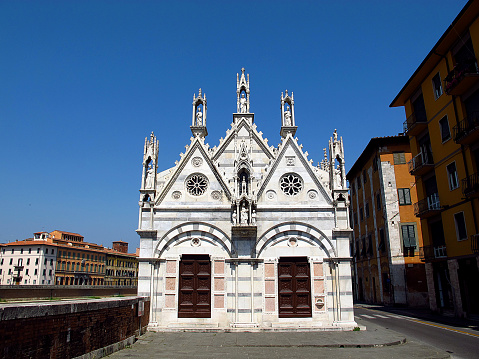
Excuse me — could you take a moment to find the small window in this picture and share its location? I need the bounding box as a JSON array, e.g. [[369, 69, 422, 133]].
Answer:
[[28, 248, 31, 254], [432, 72, 443, 100], [373, 155, 378, 172], [9, 258, 13, 265], [357, 176, 362, 189], [454, 212, 467, 241], [43, 269, 46, 276], [447, 162, 459, 190], [401, 224, 417, 253], [35, 258, 39, 265], [25, 269, 29, 275], [20, 248, 23, 254], [393, 152, 406, 165], [34, 269, 38, 275], [378, 228, 386, 253], [398, 188, 412, 205], [365, 202, 370, 218], [439, 116, 451, 142], [37, 248, 40, 254], [26, 258, 30, 265], [11, 249, 14, 254], [359, 207, 364, 222]]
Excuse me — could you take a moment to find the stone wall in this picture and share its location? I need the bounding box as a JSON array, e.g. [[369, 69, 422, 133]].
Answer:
[[0, 296, 149, 359], [0, 285, 137, 300]]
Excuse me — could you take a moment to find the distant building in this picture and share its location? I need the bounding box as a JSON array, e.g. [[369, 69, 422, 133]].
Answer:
[[104, 241, 138, 286], [0, 231, 138, 287], [390, 0, 479, 317], [347, 136, 428, 307], [0, 234, 57, 285]]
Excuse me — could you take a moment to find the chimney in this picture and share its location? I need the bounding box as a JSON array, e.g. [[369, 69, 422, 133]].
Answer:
[[112, 241, 128, 253]]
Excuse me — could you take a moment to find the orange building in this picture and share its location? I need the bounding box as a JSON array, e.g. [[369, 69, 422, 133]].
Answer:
[[391, 0, 479, 317], [347, 136, 428, 307], [47, 231, 106, 285]]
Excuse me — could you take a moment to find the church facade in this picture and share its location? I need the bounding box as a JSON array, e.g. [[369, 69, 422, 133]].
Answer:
[[137, 69, 356, 330]]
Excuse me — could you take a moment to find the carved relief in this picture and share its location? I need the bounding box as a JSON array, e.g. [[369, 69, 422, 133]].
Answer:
[[192, 157, 203, 167]]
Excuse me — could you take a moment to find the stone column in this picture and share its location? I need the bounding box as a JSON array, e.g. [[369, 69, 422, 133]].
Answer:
[[447, 259, 463, 317]]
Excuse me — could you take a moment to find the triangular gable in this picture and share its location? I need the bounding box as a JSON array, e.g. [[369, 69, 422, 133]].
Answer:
[[212, 118, 275, 162], [257, 135, 332, 204], [155, 138, 232, 205]]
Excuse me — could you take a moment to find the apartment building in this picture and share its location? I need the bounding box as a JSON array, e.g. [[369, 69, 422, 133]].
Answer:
[[0, 233, 57, 285], [390, 0, 479, 317], [347, 136, 428, 307], [104, 241, 138, 286]]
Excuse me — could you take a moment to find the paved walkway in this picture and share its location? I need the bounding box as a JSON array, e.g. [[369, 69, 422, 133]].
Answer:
[[107, 326, 450, 359]]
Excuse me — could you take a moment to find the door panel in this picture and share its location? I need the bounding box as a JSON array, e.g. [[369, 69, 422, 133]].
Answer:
[[278, 257, 312, 318], [178, 254, 211, 318]]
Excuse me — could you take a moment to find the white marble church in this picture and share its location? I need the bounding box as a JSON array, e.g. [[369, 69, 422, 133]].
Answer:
[[137, 69, 356, 330]]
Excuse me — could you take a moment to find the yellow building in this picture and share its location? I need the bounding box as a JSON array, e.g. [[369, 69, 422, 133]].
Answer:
[[391, 0, 479, 317], [347, 136, 428, 307], [104, 241, 138, 286]]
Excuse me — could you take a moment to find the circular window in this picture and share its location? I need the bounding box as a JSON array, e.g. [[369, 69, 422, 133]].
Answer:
[[280, 173, 303, 196], [186, 173, 208, 196]]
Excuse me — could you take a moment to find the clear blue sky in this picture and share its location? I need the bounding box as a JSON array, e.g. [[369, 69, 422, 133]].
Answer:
[[0, 1, 467, 249]]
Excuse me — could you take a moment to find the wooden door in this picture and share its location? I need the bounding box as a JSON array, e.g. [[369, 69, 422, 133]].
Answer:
[[178, 254, 211, 318], [278, 257, 312, 318]]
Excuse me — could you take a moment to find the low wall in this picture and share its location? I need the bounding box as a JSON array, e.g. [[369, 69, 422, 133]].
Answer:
[[0, 285, 137, 300], [0, 296, 149, 359]]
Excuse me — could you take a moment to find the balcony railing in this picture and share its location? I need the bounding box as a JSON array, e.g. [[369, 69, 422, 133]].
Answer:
[[453, 112, 479, 145], [419, 244, 447, 261], [403, 111, 428, 136], [472, 234, 479, 254], [414, 193, 441, 217], [408, 151, 434, 176], [462, 172, 479, 197], [445, 59, 479, 96]]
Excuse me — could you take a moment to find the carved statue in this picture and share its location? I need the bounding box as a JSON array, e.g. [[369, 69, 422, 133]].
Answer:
[[145, 164, 155, 189], [241, 204, 248, 225], [232, 211, 237, 225], [334, 129, 338, 142], [284, 105, 292, 126], [240, 93, 247, 113], [241, 178, 246, 194], [196, 107, 203, 126], [251, 210, 256, 225]]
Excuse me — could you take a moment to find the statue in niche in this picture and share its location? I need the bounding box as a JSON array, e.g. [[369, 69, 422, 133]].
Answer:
[[334, 129, 338, 142], [196, 107, 203, 126], [284, 105, 292, 126], [232, 211, 237, 225], [251, 210, 256, 224], [145, 163, 155, 189], [240, 93, 247, 113], [241, 178, 246, 194], [241, 203, 248, 225]]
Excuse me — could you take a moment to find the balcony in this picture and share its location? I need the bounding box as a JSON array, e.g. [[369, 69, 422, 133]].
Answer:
[[420, 244, 448, 261], [462, 172, 479, 198], [414, 193, 441, 218], [403, 112, 428, 136], [408, 151, 434, 176], [444, 59, 479, 96], [472, 234, 479, 254], [453, 112, 479, 145]]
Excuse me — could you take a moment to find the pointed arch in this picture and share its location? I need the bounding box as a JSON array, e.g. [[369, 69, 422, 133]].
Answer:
[[256, 221, 337, 258], [155, 222, 234, 258]]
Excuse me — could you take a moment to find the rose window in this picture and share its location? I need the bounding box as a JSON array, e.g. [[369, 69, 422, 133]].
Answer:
[[280, 173, 303, 196], [186, 173, 208, 196]]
